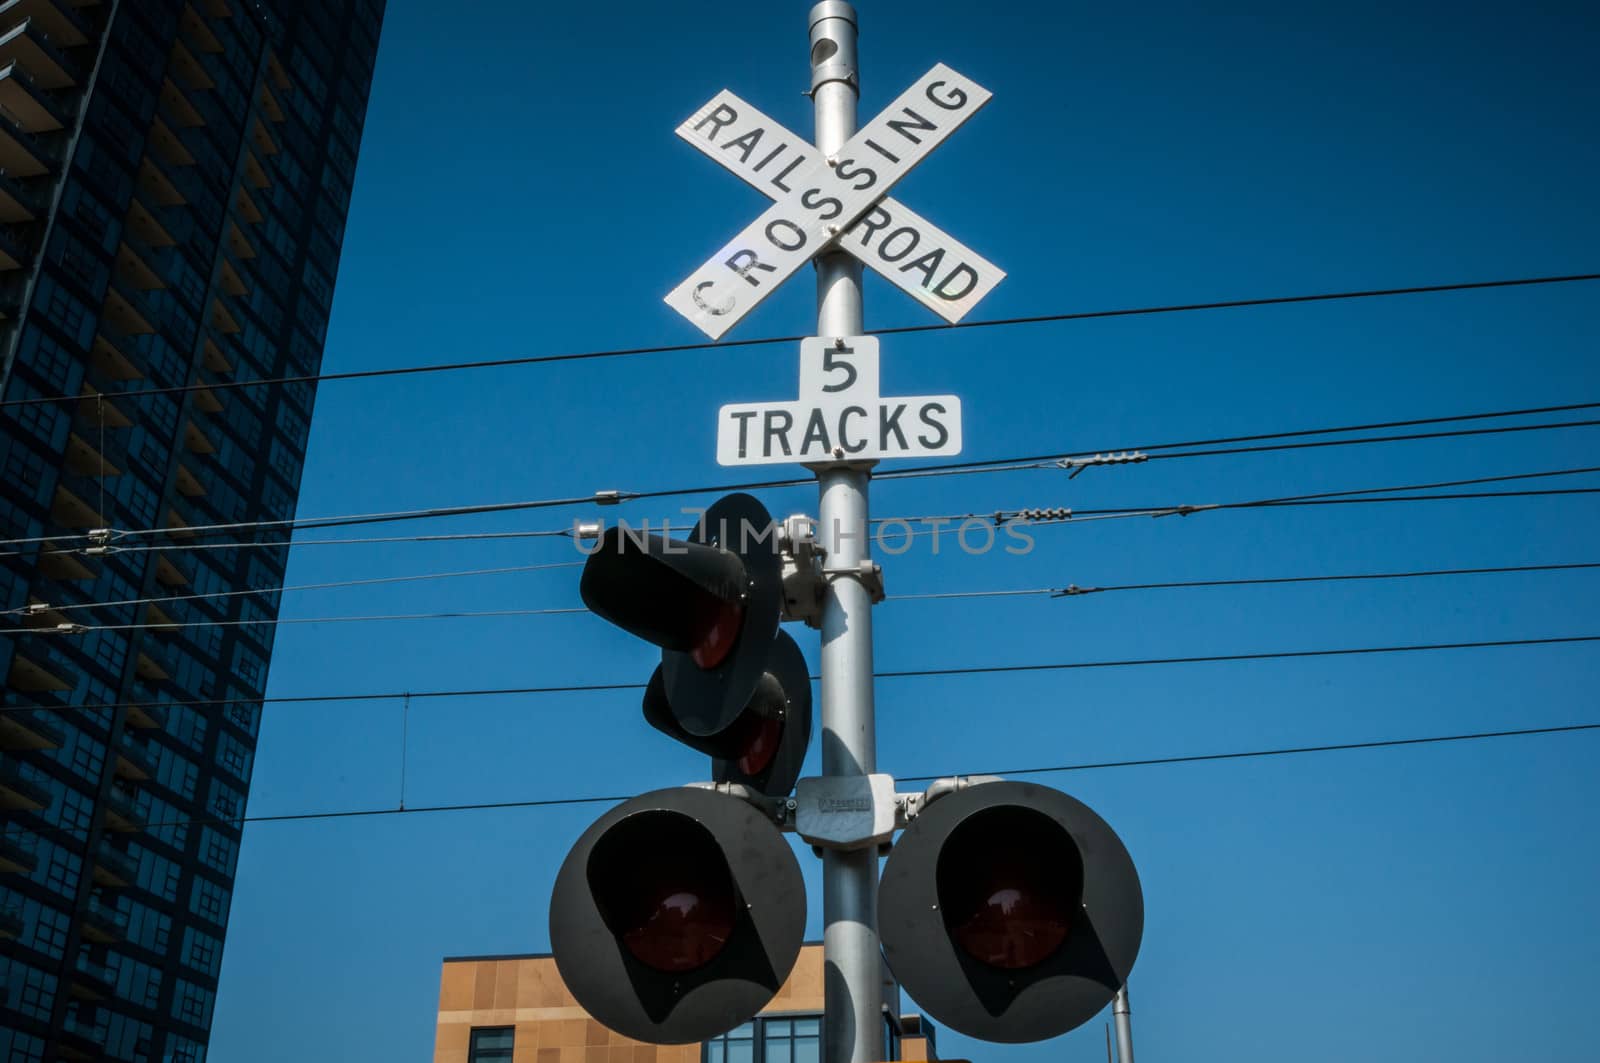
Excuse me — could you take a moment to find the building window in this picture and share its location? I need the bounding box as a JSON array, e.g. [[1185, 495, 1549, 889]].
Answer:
[[705, 1016, 820, 1063], [468, 1027, 514, 1063]]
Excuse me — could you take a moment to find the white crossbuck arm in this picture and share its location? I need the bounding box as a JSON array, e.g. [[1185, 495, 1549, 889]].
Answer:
[[665, 64, 996, 340], [675, 88, 1004, 332]]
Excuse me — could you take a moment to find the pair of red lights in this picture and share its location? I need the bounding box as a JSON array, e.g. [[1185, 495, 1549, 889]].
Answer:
[[615, 808, 1077, 975]]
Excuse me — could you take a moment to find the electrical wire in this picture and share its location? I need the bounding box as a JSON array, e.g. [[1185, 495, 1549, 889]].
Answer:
[[0, 561, 584, 619], [9, 606, 589, 635], [7, 405, 1599, 555], [4, 633, 1593, 716], [892, 721, 1600, 783], [8, 720, 1596, 840], [15, 559, 1593, 638], [11, 420, 1599, 561], [2, 273, 1593, 413], [884, 561, 1600, 602]]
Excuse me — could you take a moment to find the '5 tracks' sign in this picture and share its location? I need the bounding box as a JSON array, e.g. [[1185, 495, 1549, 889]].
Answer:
[[716, 337, 961, 466]]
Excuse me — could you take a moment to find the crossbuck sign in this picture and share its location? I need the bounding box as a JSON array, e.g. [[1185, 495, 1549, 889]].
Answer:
[[666, 64, 999, 340]]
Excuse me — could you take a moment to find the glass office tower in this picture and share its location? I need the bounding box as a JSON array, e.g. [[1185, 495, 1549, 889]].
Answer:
[[0, 2, 383, 1060]]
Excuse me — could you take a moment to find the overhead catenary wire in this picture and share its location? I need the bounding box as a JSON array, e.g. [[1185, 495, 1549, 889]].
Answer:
[[8, 720, 1597, 841], [9, 416, 1600, 558], [21, 559, 1597, 638], [5, 633, 1595, 716], [885, 561, 1600, 602], [2, 272, 1593, 414], [0, 560, 584, 619]]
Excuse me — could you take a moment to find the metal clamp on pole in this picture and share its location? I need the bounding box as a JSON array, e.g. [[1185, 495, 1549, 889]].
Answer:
[[779, 514, 828, 627], [685, 780, 791, 825], [895, 774, 1004, 826]]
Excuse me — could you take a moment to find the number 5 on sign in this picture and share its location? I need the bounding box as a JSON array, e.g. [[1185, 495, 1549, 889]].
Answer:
[[716, 337, 962, 467]]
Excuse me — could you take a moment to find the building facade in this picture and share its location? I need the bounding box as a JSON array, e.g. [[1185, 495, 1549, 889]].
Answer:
[[0, 1, 384, 1060], [435, 946, 939, 1063]]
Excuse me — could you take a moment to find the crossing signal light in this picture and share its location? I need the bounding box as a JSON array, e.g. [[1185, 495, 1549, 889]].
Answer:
[[553, 493, 812, 1043], [878, 781, 1144, 1043], [549, 786, 806, 1044], [580, 493, 812, 797]]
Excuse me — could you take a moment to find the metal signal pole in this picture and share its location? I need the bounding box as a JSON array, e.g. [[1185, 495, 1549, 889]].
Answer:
[[1113, 984, 1136, 1063], [809, 6, 881, 1063]]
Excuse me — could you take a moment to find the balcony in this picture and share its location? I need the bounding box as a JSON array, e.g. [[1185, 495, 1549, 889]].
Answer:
[[154, 552, 193, 590], [79, 894, 128, 944], [0, 756, 52, 811], [0, 164, 37, 221], [76, 387, 132, 430], [62, 432, 122, 480], [48, 481, 104, 530], [70, 950, 115, 1000], [0, 219, 24, 269], [102, 783, 143, 832], [158, 76, 203, 128], [147, 116, 194, 169], [101, 284, 156, 337], [90, 840, 137, 887], [0, 902, 22, 939], [0, 705, 66, 749], [37, 547, 94, 581], [167, 36, 212, 91], [0, 60, 65, 134], [125, 700, 166, 730], [88, 334, 143, 387], [0, 17, 80, 91], [0, 107, 47, 176], [258, 82, 284, 123], [137, 157, 185, 207], [114, 241, 166, 291], [6, 644, 73, 692], [59, 1007, 109, 1059], [113, 735, 155, 781], [0, 830, 38, 873], [0, 1, 91, 50]]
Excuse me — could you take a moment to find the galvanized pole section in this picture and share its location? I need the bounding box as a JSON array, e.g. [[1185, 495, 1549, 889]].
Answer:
[[1113, 984, 1136, 1063], [809, 6, 880, 1063]]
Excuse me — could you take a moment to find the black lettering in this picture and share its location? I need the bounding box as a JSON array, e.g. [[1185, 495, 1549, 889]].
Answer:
[[753, 143, 787, 172], [900, 248, 945, 288], [720, 127, 764, 163], [917, 403, 950, 448], [839, 407, 869, 453], [730, 410, 757, 457], [692, 281, 733, 315], [933, 264, 979, 301], [764, 218, 807, 252], [725, 249, 776, 287], [770, 156, 804, 193], [879, 403, 908, 450], [694, 103, 738, 139], [878, 227, 920, 262], [865, 138, 901, 163], [925, 80, 968, 110], [851, 206, 891, 248], [801, 409, 831, 454], [800, 187, 843, 221], [887, 107, 937, 145], [833, 158, 877, 190], [764, 411, 794, 457]]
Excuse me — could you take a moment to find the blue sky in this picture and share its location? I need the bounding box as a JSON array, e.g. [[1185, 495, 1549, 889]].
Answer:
[[205, 2, 1598, 1061]]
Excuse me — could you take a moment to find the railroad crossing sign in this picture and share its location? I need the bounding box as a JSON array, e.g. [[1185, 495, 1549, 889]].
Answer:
[[716, 336, 960, 465], [666, 64, 997, 340]]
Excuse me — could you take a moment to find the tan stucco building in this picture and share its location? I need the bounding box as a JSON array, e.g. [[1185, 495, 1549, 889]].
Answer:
[[434, 945, 937, 1063]]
